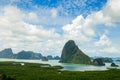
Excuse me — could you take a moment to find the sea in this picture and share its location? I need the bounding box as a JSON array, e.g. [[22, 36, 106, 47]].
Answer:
[[0, 58, 120, 71]]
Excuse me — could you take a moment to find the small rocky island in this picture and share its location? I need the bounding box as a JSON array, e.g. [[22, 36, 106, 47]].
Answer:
[[93, 58, 105, 66], [111, 63, 119, 67], [42, 56, 48, 61], [60, 40, 91, 64]]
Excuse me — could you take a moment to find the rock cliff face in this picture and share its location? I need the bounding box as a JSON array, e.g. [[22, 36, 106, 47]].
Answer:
[[60, 40, 91, 64], [93, 58, 105, 66], [111, 63, 119, 67], [17, 50, 42, 59], [0, 48, 13, 58], [42, 56, 48, 61], [0, 48, 61, 60]]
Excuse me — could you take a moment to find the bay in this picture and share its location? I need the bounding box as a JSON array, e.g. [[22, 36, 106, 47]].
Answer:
[[0, 58, 120, 71]]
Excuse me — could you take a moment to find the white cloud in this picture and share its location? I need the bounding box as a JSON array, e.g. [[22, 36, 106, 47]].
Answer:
[[28, 12, 38, 22], [62, 15, 94, 43], [85, 0, 120, 27], [103, 0, 120, 22], [0, 6, 62, 56], [102, 47, 119, 53], [51, 8, 58, 18], [95, 34, 111, 46], [3, 6, 25, 22], [33, 6, 73, 26], [0, 0, 120, 57], [62, 0, 120, 56]]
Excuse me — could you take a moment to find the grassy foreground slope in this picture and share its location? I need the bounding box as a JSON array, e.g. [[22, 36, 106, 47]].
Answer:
[[0, 62, 120, 80]]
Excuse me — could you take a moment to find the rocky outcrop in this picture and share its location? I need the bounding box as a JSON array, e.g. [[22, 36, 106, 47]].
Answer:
[[60, 40, 91, 64], [0, 48, 13, 58], [42, 56, 48, 61], [93, 58, 105, 66], [54, 56, 61, 60], [47, 55, 53, 60], [47, 55, 61, 60], [17, 50, 42, 59], [0, 48, 61, 60], [111, 63, 119, 67]]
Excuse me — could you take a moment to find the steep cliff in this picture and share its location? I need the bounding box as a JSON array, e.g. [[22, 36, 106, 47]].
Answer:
[[60, 40, 91, 64]]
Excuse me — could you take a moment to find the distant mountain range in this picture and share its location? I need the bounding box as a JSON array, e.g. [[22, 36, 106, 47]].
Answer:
[[0, 48, 60, 60]]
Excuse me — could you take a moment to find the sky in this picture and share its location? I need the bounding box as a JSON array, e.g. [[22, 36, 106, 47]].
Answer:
[[0, 0, 120, 57]]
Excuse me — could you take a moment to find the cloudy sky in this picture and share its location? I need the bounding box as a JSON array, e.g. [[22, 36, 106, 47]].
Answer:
[[0, 0, 120, 57]]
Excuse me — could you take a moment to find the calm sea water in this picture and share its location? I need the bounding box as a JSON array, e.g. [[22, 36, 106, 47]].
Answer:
[[0, 58, 120, 71]]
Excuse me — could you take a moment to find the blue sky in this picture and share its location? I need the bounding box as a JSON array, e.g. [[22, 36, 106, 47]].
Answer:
[[0, 0, 120, 57], [1, 0, 107, 18]]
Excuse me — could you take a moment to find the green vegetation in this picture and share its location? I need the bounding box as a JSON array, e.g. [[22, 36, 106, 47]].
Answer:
[[0, 62, 120, 80]]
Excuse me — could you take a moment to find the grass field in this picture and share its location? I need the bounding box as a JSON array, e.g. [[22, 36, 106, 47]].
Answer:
[[0, 62, 120, 80]]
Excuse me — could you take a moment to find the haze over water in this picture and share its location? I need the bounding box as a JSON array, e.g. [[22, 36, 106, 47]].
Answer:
[[0, 58, 120, 71]]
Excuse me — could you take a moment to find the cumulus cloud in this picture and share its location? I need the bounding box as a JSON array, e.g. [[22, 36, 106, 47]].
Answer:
[[95, 34, 111, 46], [0, 5, 62, 55], [62, 15, 95, 43], [103, 0, 120, 22], [86, 0, 120, 26], [3, 6, 24, 22], [62, 0, 120, 56], [0, 0, 120, 57]]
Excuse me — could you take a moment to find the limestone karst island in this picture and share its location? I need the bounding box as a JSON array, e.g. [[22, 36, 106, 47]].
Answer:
[[60, 40, 91, 64]]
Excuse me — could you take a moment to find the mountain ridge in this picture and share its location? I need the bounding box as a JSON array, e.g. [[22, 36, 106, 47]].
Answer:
[[0, 48, 60, 60]]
